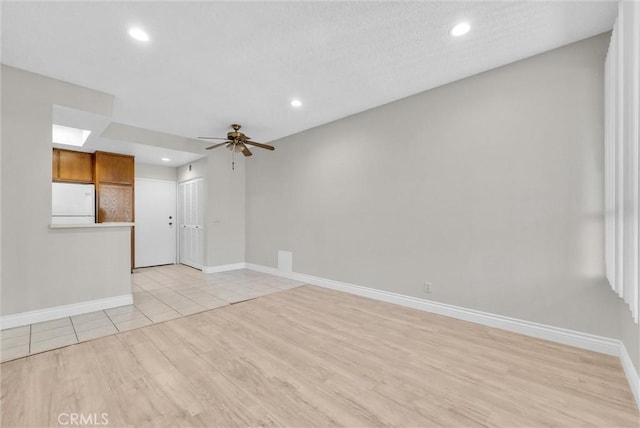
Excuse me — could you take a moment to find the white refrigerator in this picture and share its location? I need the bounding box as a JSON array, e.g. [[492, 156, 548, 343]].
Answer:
[[51, 183, 96, 224]]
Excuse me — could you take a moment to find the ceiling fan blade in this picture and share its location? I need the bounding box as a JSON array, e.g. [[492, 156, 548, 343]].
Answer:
[[244, 140, 275, 151], [198, 136, 228, 140], [239, 143, 253, 157], [205, 141, 231, 150]]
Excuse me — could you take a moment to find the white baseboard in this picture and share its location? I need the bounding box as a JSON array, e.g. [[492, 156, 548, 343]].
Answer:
[[247, 263, 620, 354], [0, 294, 133, 329], [620, 342, 640, 408], [245, 263, 639, 408], [203, 262, 247, 274], [246, 263, 299, 280]]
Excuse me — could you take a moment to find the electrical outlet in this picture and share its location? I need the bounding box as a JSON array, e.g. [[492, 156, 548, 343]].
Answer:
[[424, 281, 432, 293]]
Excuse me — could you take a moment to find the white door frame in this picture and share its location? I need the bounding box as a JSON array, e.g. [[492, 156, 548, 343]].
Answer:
[[134, 178, 178, 268]]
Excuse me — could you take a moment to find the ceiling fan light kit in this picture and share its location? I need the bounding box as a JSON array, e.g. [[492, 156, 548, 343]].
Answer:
[[198, 124, 274, 170]]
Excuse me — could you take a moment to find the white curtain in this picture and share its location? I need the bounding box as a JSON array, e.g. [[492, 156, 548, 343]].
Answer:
[[604, 0, 639, 323]]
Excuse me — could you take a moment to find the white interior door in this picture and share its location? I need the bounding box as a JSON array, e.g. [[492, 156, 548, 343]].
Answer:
[[178, 178, 204, 269], [135, 179, 177, 268]]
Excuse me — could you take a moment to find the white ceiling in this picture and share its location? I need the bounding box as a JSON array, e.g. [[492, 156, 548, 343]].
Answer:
[[2, 1, 616, 163], [52, 106, 204, 167]]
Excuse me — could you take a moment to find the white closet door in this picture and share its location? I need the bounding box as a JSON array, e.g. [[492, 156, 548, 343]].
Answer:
[[178, 178, 204, 269]]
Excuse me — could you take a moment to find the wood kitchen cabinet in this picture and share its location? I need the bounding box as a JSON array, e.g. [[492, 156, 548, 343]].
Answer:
[[52, 148, 93, 183], [95, 151, 134, 185], [94, 151, 135, 269], [95, 151, 135, 222], [97, 184, 133, 222]]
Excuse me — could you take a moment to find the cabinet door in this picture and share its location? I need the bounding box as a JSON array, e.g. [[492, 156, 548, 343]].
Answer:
[[97, 184, 134, 222], [53, 149, 93, 183], [95, 151, 134, 185]]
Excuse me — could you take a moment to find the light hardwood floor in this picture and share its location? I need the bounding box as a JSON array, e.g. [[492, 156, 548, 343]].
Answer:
[[1, 285, 638, 427]]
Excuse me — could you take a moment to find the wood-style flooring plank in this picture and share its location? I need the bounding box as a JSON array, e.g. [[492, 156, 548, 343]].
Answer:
[[1, 285, 638, 427]]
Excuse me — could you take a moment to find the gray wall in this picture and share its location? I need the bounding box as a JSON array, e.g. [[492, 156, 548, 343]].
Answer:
[[246, 33, 638, 370], [1, 66, 132, 315], [177, 157, 208, 183], [205, 149, 246, 267], [135, 163, 178, 182]]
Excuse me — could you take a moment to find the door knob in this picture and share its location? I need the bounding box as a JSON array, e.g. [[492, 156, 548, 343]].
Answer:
[[169, 216, 172, 219], [169, 222, 173, 226]]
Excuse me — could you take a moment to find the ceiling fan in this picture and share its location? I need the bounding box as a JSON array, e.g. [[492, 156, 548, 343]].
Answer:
[[198, 124, 274, 170]]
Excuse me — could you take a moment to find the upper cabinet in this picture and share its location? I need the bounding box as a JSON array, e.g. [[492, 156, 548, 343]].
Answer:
[[52, 148, 93, 183], [94, 151, 135, 223], [94, 151, 135, 185]]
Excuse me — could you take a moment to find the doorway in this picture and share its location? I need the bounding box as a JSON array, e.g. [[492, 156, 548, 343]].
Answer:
[[178, 178, 204, 269], [134, 179, 177, 268]]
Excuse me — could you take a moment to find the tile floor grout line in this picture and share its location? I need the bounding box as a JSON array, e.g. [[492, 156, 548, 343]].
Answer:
[[166, 284, 209, 304], [69, 316, 80, 342], [128, 304, 154, 330], [103, 305, 126, 332], [103, 309, 121, 331], [152, 283, 220, 311]]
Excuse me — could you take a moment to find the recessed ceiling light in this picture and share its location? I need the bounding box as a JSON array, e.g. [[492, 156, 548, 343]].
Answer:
[[450, 22, 471, 37], [161, 157, 171, 162], [128, 27, 150, 42], [52, 124, 91, 147], [290, 99, 303, 108]]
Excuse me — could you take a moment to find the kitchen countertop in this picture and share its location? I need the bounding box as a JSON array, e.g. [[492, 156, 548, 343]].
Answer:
[[49, 222, 135, 229]]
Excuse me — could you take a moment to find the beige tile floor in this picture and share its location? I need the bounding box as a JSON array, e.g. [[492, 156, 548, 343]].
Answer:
[[0, 264, 302, 362]]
